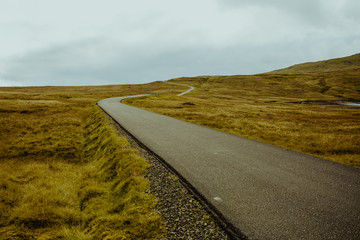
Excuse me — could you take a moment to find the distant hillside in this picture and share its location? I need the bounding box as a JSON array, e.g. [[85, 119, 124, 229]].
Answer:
[[269, 53, 360, 74]]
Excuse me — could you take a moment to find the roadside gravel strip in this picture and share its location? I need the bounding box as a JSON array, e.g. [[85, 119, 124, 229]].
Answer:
[[107, 114, 230, 240]]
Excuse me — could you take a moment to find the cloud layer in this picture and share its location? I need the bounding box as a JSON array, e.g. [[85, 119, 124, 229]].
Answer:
[[0, 0, 359, 86]]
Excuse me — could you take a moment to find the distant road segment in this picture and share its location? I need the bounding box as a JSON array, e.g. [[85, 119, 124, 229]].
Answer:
[[98, 96, 360, 240], [165, 81, 195, 96]]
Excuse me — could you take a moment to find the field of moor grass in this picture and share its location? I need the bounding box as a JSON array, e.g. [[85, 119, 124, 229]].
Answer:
[[125, 69, 360, 168], [0, 83, 183, 239], [1, 53, 359, 238]]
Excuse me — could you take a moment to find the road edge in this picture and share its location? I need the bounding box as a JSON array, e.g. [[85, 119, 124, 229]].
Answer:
[[97, 98, 248, 240]]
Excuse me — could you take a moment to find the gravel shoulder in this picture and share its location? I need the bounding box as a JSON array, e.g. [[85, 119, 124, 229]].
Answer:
[[107, 113, 231, 240]]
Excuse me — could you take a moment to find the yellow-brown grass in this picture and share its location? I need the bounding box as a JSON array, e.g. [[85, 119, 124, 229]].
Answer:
[[125, 70, 360, 168], [0, 83, 178, 239], [1, 64, 359, 238]]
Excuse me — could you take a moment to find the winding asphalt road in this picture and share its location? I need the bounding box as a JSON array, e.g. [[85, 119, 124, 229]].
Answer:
[[165, 81, 195, 96], [98, 94, 360, 239]]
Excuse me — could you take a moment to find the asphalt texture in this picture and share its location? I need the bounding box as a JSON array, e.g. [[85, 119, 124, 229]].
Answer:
[[98, 96, 360, 240]]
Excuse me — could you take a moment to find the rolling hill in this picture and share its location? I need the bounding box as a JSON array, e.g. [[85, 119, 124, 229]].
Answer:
[[269, 53, 360, 74]]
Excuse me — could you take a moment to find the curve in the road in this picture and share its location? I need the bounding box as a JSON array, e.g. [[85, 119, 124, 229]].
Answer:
[[98, 92, 360, 240], [165, 81, 195, 96]]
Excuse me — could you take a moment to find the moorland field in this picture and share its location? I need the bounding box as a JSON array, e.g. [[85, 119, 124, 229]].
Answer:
[[0, 53, 359, 239], [125, 54, 360, 168], [0, 83, 183, 239]]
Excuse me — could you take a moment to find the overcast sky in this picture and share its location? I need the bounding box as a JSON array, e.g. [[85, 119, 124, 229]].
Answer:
[[0, 0, 359, 86]]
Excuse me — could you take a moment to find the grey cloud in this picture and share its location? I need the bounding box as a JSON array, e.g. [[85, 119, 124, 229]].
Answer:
[[3, 34, 349, 86], [220, 0, 322, 11], [1, 0, 359, 86], [219, 0, 332, 26], [2, 39, 267, 86], [343, 0, 360, 21]]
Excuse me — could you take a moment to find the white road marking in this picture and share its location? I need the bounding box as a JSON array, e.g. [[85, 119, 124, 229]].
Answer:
[[214, 197, 223, 202]]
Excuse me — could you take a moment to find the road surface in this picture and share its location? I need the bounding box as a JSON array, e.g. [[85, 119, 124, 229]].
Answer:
[[165, 81, 195, 96], [98, 96, 360, 240]]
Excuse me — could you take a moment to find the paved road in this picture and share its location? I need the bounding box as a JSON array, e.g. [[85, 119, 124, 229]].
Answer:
[[164, 82, 195, 96], [98, 96, 360, 240]]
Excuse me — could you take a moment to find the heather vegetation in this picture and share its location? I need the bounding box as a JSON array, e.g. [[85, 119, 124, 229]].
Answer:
[[125, 55, 360, 168]]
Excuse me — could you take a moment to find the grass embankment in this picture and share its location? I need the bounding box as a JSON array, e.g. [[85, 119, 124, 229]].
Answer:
[[125, 69, 360, 168], [0, 84, 172, 239]]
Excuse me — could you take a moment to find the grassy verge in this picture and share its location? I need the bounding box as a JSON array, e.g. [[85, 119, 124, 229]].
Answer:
[[78, 107, 164, 239], [0, 85, 169, 239], [124, 71, 360, 168]]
